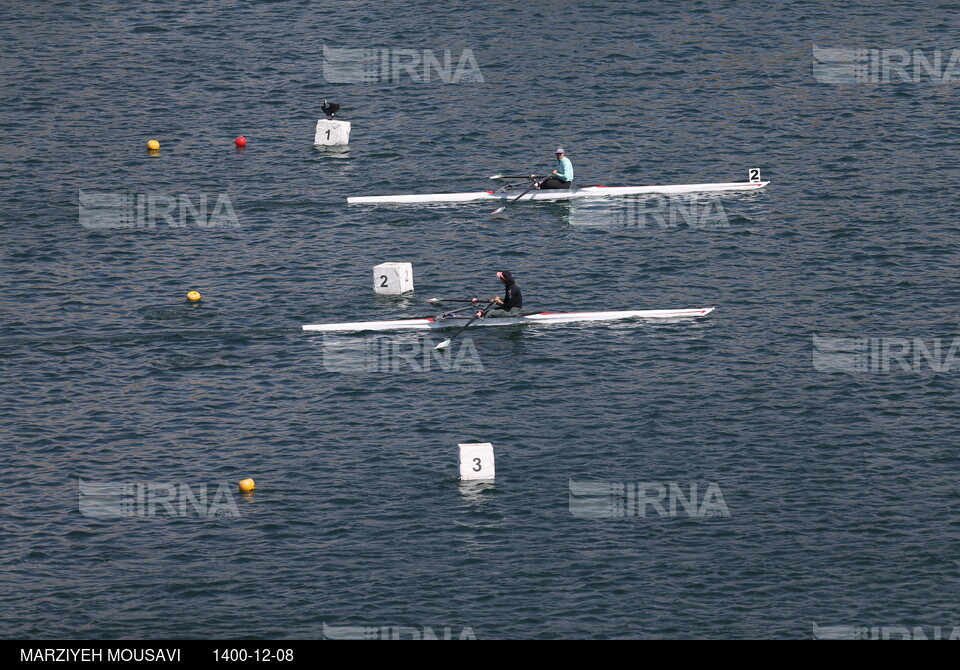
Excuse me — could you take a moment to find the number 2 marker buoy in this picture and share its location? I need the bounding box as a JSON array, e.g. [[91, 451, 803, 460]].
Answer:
[[373, 262, 414, 295]]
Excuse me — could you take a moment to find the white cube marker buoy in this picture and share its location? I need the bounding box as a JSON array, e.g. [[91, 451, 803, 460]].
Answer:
[[458, 443, 495, 481], [373, 262, 414, 295], [315, 119, 351, 146]]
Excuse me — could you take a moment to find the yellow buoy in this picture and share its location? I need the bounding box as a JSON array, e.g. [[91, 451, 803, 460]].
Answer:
[[147, 139, 160, 150], [238, 478, 256, 492], [186, 290, 201, 302]]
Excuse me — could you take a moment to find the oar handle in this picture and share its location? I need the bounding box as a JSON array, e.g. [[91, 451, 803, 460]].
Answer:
[[472, 300, 498, 316]]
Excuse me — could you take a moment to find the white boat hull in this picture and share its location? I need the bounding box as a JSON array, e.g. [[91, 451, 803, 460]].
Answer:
[[303, 307, 716, 333], [347, 181, 768, 204]]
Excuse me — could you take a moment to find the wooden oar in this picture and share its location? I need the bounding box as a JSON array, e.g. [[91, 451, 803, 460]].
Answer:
[[434, 300, 496, 350]]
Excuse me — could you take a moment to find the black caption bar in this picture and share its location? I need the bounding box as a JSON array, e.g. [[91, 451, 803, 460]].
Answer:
[[9, 633, 477, 663]]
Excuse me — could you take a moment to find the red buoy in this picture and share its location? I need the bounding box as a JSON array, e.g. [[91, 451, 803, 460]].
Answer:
[[235, 136, 247, 148]]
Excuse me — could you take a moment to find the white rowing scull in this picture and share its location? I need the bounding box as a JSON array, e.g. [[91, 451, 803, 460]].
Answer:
[[303, 307, 716, 333], [347, 177, 769, 205]]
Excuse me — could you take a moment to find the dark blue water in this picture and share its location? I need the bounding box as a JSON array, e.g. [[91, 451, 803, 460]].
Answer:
[[3, 0, 960, 639]]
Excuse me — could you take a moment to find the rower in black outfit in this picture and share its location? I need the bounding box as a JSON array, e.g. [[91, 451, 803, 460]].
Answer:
[[473, 271, 523, 318]]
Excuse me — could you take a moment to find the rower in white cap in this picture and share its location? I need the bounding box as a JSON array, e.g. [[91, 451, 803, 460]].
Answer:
[[532, 147, 574, 189]]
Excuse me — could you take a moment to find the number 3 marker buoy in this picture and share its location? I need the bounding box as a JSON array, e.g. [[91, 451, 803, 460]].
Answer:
[[458, 443, 495, 481]]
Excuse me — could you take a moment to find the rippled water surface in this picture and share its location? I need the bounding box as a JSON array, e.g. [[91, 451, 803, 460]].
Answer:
[[3, 0, 960, 639]]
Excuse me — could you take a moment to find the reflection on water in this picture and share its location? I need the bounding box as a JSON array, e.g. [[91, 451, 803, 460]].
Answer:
[[457, 480, 495, 505]]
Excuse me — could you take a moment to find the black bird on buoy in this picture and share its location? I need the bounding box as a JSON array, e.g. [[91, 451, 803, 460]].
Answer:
[[322, 99, 341, 119]]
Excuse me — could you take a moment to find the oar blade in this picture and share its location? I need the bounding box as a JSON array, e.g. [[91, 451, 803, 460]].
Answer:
[[435, 339, 452, 350], [491, 206, 506, 215]]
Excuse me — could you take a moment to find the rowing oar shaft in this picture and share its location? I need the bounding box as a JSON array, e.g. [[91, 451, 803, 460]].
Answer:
[[427, 298, 480, 304], [491, 176, 542, 215], [434, 304, 478, 319], [435, 301, 496, 350]]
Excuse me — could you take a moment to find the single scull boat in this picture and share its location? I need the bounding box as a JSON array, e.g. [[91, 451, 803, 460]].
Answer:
[[347, 180, 768, 205], [303, 307, 716, 333]]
